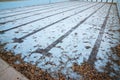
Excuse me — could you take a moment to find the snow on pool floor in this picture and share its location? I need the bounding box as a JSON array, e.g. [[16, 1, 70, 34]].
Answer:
[[0, 1, 120, 79]]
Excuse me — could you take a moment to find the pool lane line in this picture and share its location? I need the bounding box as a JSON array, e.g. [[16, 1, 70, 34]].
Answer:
[[13, 3, 99, 43], [0, 3, 93, 33], [87, 3, 112, 65], [0, 2, 87, 24], [32, 3, 105, 56]]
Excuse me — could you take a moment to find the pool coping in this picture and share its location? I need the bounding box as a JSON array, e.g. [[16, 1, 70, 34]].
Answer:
[[0, 58, 29, 80]]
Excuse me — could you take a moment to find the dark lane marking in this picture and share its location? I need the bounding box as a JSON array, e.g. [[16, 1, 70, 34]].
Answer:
[[0, 3, 87, 24], [0, 3, 93, 33], [0, 4, 56, 15], [32, 4, 105, 55], [0, 1, 70, 15], [87, 4, 112, 65], [115, 3, 120, 24], [13, 3, 99, 43], [0, 2, 80, 20]]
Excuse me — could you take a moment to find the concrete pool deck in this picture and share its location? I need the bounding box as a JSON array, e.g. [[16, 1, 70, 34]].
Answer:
[[0, 58, 28, 80], [0, 1, 120, 80]]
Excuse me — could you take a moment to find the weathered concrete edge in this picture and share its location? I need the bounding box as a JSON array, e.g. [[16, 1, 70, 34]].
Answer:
[[0, 58, 29, 80]]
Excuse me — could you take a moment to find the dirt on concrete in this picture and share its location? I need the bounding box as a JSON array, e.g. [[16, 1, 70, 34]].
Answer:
[[111, 44, 120, 57], [0, 43, 66, 80], [0, 43, 120, 80], [72, 62, 113, 80]]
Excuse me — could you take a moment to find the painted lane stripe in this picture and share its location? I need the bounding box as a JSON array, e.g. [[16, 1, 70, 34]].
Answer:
[[32, 3, 105, 56], [87, 3, 112, 65], [13, 3, 99, 43], [0, 1, 72, 15], [0, 3, 95, 33], [0, 3, 87, 24], [0, 2, 80, 21]]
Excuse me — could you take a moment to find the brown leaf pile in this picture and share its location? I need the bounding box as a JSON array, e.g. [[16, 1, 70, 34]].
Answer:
[[72, 62, 113, 80], [0, 44, 66, 80], [111, 44, 120, 67], [111, 44, 120, 57], [0, 43, 119, 80]]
